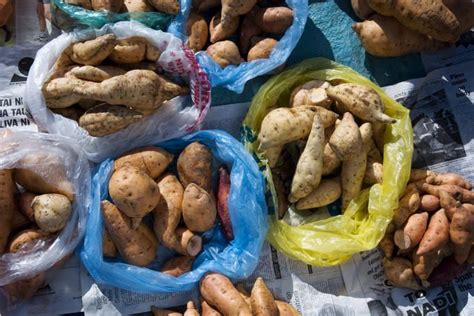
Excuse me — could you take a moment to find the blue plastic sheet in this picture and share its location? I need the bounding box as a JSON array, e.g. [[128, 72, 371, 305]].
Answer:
[[79, 130, 267, 293], [170, 0, 308, 93]]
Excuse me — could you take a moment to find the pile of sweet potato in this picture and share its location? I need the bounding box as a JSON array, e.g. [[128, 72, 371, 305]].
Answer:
[[102, 142, 233, 274], [381, 169, 474, 289], [0, 154, 75, 301], [64, 0, 180, 15], [152, 273, 300, 315], [187, 0, 294, 67], [351, 0, 474, 57], [257, 80, 396, 217], [42, 34, 189, 137]]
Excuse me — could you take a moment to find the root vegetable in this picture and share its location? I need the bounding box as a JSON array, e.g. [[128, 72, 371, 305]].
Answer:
[[114, 146, 173, 179], [216, 165, 234, 240], [182, 183, 217, 232], [426, 173, 472, 190], [363, 159, 383, 185], [341, 150, 367, 210], [210, 13, 239, 43], [417, 208, 450, 256], [66, 65, 127, 82], [379, 225, 395, 258], [412, 244, 451, 285], [175, 227, 202, 257], [352, 15, 448, 57], [251, 277, 278, 316], [240, 16, 262, 54], [322, 143, 341, 176], [109, 164, 160, 228], [206, 41, 242, 68], [326, 83, 396, 124], [91, 0, 122, 11], [160, 256, 194, 277], [264, 145, 283, 168], [146, 43, 161, 61], [329, 112, 363, 161], [393, 191, 421, 227], [409, 169, 433, 182], [275, 301, 299, 316], [11, 209, 31, 232], [289, 113, 324, 202], [102, 200, 158, 266], [443, 0, 474, 35], [383, 257, 420, 289], [249, 6, 293, 34], [79, 104, 143, 137], [221, 0, 257, 27], [418, 183, 474, 203], [193, 0, 220, 11], [420, 194, 440, 212], [32, 193, 72, 233], [103, 228, 117, 257], [394, 212, 428, 250], [200, 273, 252, 316], [202, 301, 222, 316], [151, 306, 183, 316], [184, 301, 199, 316], [296, 177, 341, 210], [8, 228, 50, 253], [177, 142, 212, 193], [351, 0, 374, 19], [371, 121, 385, 153], [147, 0, 180, 14], [0, 169, 15, 253], [449, 202, 473, 264], [365, 0, 459, 42], [186, 12, 209, 52], [123, 0, 153, 12], [290, 80, 332, 109], [69, 34, 117, 66], [109, 37, 147, 64], [248, 38, 278, 62]]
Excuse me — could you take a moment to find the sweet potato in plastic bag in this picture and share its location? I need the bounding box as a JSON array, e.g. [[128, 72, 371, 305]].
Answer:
[[79, 130, 267, 293], [168, 0, 308, 93], [0, 131, 90, 285], [241, 58, 413, 266]]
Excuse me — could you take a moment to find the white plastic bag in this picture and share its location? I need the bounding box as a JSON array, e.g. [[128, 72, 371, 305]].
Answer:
[[0, 130, 90, 287], [26, 21, 211, 163]]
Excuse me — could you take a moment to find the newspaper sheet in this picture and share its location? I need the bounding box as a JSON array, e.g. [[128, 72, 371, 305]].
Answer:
[[341, 59, 474, 316]]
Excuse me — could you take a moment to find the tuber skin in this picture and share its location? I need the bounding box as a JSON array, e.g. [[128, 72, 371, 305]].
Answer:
[[394, 212, 428, 250], [192, 0, 220, 12], [426, 173, 472, 190], [184, 301, 199, 316], [275, 301, 300, 316], [251, 277, 279, 316], [418, 183, 474, 204], [32, 193, 72, 233], [393, 189, 421, 228], [103, 228, 117, 257], [186, 12, 209, 52], [379, 225, 395, 258], [419, 194, 440, 212], [8, 228, 50, 253], [383, 257, 420, 290], [341, 148, 367, 210], [217, 165, 234, 240], [220, 0, 257, 27], [182, 183, 217, 232], [91, 0, 122, 12], [240, 16, 262, 54], [329, 112, 364, 161], [69, 34, 117, 66], [4, 273, 45, 302], [412, 244, 451, 285], [160, 256, 194, 277], [114, 146, 173, 179], [290, 80, 332, 109], [247, 38, 278, 62], [177, 142, 213, 193], [322, 143, 341, 176], [351, 0, 374, 20], [175, 227, 202, 257], [417, 208, 450, 256], [66, 65, 127, 82], [0, 169, 15, 254], [201, 300, 222, 316], [151, 306, 183, 316], [249, 6, 293, 34], [206, 41, 242, 68], [210, 13, 239, 44], [147, 0, 180, 15], [264, 145, 283, 168], [409, 169, 433, 183], [295, 177, 341, 210], [448, 201, 473, 264], [109, 37, 147, 64]]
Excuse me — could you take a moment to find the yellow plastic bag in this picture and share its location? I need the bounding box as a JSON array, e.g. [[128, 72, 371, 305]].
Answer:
[[241, 58, 413, 266]]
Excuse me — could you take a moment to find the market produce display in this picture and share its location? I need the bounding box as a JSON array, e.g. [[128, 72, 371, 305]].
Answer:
[[184, 0, 293, 67], [63, 0, 180, 14], [381, 169, 474, 289], [351, 0, 474, 57], [41, 33, 189, 137], [151, 273, 300, 315]]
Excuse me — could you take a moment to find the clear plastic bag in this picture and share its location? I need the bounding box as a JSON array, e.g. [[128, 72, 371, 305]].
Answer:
[[241, 58, 414, 266], [79, 130, 268, 293], [168, 0, 308, 93], [51, 0, 174, 31], [26, 21, 212, 163], [0, 130, 90, 285]]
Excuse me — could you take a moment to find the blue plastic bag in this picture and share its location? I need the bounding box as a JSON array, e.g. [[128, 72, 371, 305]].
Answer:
[[169, 0, 309, 93], [79, 130, 267, 293]]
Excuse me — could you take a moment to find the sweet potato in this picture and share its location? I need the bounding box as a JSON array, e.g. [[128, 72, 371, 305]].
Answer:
[[371, 121, 385, 153], [51, 106, 85, 122], [4, 273, 45, 301], [364, 158, 383, 185], [449, 202, 473, 264], [351, 0, 374, 19], [412, 244, 451, 285], [202, 301, 222, 316], [428, 255, 466, 288], [289, 113, 324, 203], [322, 143, 341, 176], [206, 41, 242, 68], [258, 106, 338, 150], [102, 200, 158, 266], [66, 65, 127, 82], [417, 208, 450, 256], [366, 0, 459, 42], [146, 43, 161, 62], [216, 165, 234, 240], [290, 80, 332, 109], [296, 177, 341, 210], [177, 142, 212, 193], [192, 0, 219, 12], [147, 0, 180, 14], [200, 273, 252, 316], [210, 13, 239, 43], [160, 256, 194, 277], [123, 0, 153, 12], [14, 153, 75, 201], [79, 104, 143, 136], [186, 12, 209, 52], [251, 277, 278, 316], [247, 38, 278, 62], [329, 112, 363, 161], [264, 145, 283, 168], [183, 301, 199, 316], [352, 15, 448, 57], [0, 169, 15, 253], [393, 191, 421, 227], [341, 150, 367, 210], [151, 306, 183, 316], [383, 257, 420, 289], [426, 173, 472, 190], [443, 0, 474, 35], [32, 193, 72, 233], [275, 301, 300, 316], [221, 0, 257, 26], [249, 6, 293, 34], [175, 227, 202, 257], [8, 228, 50, 253], [69, 34, 117, 66], [109, 164, 160, 228], [109, 37, 147, 64], [103, 227, 117, 257], [240, 16, 262, 54], [114, 146, 173, 179], [379, 225, 395, 258], [409, 169, 433, 183], [394, 212, 428, 250], [327, 83, 396, 124], [420, 194, 440, 212], [418, 183, 474, 203], [91, 0, 122, 12], [182, 183, 217, 232]]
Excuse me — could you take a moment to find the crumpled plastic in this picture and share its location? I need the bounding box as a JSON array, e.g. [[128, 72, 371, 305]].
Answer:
[[241, 58, 414, 266], [79, 130, 268, 293], [169, 0, 309, 93]]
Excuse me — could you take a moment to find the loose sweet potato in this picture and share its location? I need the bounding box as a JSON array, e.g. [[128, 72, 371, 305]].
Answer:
[[32, 193, 72, 233], [364, 158, 383, 185], [329, 112, 363, 161], [147, 0, 180, 14], [409, 169, 433, 183], [184, 301, 199, 316], [379, 224, 395, 258], [394, 212, 428, 250], [417, 208, 450, 256], [393, 190, 421, 227], [420, 194, 440, 212], [182, 183, 217, 232], [122, 0, 153, 12], [8, 228, 50, 253], [322, 143, 341, 176], [248, 38, 278, 62], [216, 165, 234, 240], [206, 41, 242, 68], [102, 200, 158, 266], [341, 149, 367, 210], [290, 80, 332, 109], [412, 244, 451, 285], [177, 142, 212, 193], [296, 177, 341, 210], [251, 277, 278, 316], [240, 16, 262, 54], [175, 227, 202, 257], [151, 306, 183, 316], [210, 13, 239, 44], [0, 169, 15, 253], [66, 0, 92, 9], [201, 301, 222, 316], [186, 12, 209, 52], [114, 146, 173, 179], [383, 257, 420, 289], [264, 145, 283, 168], [426, 173, 472, 190], [448, 201, 473, 264], [418, 183, 474, 203], [160, 256, 194, 277], [103, 227, 117, 257], [109, 37, 147, 64], [91, 0, 122, 12], [249, 6, 293, 34], [351, 0, 374, 19], [192, 0, 219, 12], [69, 34, 117, 66], [221, 0, 257, 27]]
